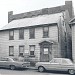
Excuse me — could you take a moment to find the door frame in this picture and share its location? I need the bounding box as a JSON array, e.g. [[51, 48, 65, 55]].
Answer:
[[39, 41, 52, 62]]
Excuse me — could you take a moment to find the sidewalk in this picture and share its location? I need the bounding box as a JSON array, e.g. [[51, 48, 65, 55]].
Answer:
[[28, 66, 37, 70]]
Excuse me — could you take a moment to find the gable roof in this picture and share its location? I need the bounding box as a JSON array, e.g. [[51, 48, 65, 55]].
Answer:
[[0, 13, 62, 31]]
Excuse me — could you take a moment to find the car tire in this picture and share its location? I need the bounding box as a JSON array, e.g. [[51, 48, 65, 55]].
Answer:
[[10, 65, 15, 70], [38, 66, 45, 72], [68, 69, 75, 75]]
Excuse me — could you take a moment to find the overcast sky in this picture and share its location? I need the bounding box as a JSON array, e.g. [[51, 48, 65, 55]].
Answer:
[[0, 0, 75, 28]]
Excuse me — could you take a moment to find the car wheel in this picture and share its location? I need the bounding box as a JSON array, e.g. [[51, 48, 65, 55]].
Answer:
[[38, 66, 45, 72], [68, 69, 75, 75], [10, 65, 15, 70]]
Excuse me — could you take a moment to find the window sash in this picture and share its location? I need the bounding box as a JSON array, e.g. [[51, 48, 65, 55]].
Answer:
[[9, 46, 14, 56], [30, 51, 34, 55], [19, 29, 24, 39], [29, 28, 35, 39], [9, 30, 14, 40], [43, 26, 49, 37], [19, 46, 24, 56], [30, 45, 35, 55]]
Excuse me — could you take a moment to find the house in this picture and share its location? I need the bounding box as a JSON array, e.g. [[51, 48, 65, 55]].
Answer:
[[0, 1, 74, 63], [69, 18, 75, 63]]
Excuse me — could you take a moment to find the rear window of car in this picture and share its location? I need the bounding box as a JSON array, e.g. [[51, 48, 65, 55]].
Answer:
[[62, 59, 73, 65]]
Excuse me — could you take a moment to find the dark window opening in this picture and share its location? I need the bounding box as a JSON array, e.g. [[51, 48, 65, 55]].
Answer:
[[29, 28, 35, 39], [43, 26, 49, 38], [9, 30, 14, 40], [19, 29, 24, 39]]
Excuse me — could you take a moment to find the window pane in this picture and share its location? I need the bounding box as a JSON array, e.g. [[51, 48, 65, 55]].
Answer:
[[29, 28, 35, 39], [43, 26, 49, 37], [9, 30, 14, 40], [10, 31, 13, 36], [44, 27, 48, 32], [9, 46, 14, 56], [19, 46, 24, 56], [30, 51, 34, 55], [19, 29, 24, 39], [30, 45, 35, 55]]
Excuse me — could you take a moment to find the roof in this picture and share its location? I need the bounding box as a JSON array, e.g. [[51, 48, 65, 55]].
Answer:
[[11, 5, 65, 20], [1, 13, 62, 30]]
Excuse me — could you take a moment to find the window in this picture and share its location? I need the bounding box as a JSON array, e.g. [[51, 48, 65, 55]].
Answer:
[[9, 30, 14, 40], [9, 46, 14, 56], [65, 32, 66, 42], [19, 29, 24, 39], [43, 26, 49, 38], [29, 28, 35, 39], [29, 45, 35, 56], [50, 59, 61, 64], [19, 46, 24, 57]]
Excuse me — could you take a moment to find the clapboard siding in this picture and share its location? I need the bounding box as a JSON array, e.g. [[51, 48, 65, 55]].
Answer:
[[0, 25, 58, 61], [72, 25, 75, 62]]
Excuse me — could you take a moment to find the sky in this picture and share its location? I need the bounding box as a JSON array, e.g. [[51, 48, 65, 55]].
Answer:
[[0, 0, 75, 28]]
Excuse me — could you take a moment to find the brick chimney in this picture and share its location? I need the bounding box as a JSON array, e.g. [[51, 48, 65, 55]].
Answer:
[[65, 1, 74, 19], [8, 11, 13, 23]]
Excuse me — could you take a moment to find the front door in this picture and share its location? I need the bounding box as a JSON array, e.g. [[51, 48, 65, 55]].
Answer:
[[40, 41, 52, 62]]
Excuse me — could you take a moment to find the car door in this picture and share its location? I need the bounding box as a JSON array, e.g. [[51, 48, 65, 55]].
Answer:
[[0, 58, 10, 68], [0, 58, 7, 68]]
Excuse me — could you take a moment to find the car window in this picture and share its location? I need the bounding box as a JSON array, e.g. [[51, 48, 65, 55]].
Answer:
[[13, 58, 24, 62], [62, 59, 73, 65], [50, 59, 61, 64], [0, 58, 9, 61], [62, 59, 68, 64]]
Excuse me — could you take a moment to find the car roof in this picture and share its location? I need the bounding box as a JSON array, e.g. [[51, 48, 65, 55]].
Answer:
[[53, 58, 71, 60]]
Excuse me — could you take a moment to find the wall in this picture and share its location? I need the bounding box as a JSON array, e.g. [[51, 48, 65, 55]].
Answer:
[[72, 25, 75, 62], [0, 25, 58, 61]]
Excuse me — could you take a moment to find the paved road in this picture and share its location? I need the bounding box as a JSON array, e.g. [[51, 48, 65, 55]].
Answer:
[[0, 68, 69, 75]]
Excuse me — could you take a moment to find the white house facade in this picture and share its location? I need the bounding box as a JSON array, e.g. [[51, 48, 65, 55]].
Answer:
[[0, 1, 74, 64]]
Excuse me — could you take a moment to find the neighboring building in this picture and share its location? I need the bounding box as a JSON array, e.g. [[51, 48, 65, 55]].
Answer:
[[69, 18, 75, 63], [0, 1, 74, 62]]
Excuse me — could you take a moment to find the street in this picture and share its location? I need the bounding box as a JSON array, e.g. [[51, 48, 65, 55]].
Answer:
[[0, 68, 70, 75]]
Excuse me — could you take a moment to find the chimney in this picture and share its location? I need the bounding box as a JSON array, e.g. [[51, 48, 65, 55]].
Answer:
[[65, 1, 74, 18], [8, 11, 13, 23]]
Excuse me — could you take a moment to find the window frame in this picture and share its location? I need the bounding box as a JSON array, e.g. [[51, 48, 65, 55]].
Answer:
[[9, 46, 14, 56], [19, 28, 24, 40], [19, 45, 24, 57], [29, 45, 35, 57], [43, 26, 49, 38], [9, 30, 14, 40], [29, 28, 35, 39]]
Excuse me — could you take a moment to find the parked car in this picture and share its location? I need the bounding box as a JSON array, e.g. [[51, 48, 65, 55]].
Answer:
[[36, 58, 75, 75], [0, 57, 30, 70]]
